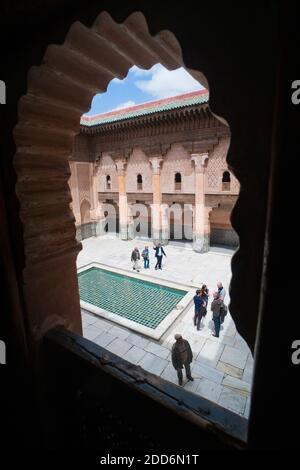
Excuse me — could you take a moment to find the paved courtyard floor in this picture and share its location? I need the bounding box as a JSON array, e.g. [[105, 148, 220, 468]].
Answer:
[[78, 235, 253, 419]]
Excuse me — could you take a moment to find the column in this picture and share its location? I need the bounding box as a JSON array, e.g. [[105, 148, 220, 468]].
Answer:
[[127, 204, 135, 240], [115, 158, 128, 240], [149, 157, 163, 243], [191, 153, 210, 252], [161, 204, 170, 244], [68, 162, 81, 225], [89, 163, 107, 237]]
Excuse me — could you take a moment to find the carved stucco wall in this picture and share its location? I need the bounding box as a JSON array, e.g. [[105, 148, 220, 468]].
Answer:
[[77, 163, 91, 204], [161, 144, 194, 193], [97, 153, 118, 192], [126, 148, 152, 193], [68, 162, 92, 224], [72, 138, 239, 198], [206, 136, 239, 194]]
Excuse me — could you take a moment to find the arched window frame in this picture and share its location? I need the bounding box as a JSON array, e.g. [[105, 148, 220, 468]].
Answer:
[[137, 173, 143, 190], [106, 174, 112, 190], [174, 172, 182, 190], [221, 170, 231, 191]]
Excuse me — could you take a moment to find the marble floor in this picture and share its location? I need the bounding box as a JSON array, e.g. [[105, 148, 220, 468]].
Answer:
[[78, 235, 253, 419]]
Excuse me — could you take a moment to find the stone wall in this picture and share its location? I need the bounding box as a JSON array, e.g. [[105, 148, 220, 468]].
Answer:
[[210, 206, 238, 247]]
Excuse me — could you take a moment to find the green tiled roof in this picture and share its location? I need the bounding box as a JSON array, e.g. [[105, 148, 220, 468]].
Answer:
[[80, 89, 209, 127]]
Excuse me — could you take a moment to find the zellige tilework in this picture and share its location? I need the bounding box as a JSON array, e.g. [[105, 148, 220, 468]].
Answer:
[[78, 267, 186, 329]]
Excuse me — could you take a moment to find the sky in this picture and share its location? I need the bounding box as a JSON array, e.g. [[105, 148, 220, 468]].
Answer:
[[85, 63, 204, 116]]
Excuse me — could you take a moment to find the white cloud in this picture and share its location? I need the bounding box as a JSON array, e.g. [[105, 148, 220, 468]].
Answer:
[[134, 64, 203, 99], [111, 100, 136, 111]]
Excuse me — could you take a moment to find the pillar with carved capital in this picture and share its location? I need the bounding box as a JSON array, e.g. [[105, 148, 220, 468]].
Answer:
[[191, 153, 210, 252], [149, 157, 164, 243], [116, 158, 128, 240], [68, 162, 81, 224], [89, 163, 106, 236], [161, 204, 170, 245], [127, 204, 135, 240]]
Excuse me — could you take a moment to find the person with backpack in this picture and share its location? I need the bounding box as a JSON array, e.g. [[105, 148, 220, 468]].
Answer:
[[141, 245, 150, 269], [131, 247, 141, 272]]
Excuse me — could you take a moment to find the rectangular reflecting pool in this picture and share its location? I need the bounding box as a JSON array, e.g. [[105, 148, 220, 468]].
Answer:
[[78, 266, 187, 329]]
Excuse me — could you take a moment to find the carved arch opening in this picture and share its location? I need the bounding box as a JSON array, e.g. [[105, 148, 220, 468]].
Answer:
[[13, 11, 236, 344]]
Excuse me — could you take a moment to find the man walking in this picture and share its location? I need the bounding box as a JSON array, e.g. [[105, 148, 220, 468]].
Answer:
[[171, 334, 194, 386], [211, 292, 223, 338], [131, 247, 141, 272], [153, 242, 166, 270]]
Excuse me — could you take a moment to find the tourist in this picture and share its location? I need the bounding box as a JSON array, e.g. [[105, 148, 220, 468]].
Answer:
[[141, 245, 150, 269], [211, 291, 223, 338], [193, 289, 206, 331], [153, 242, 166, 270], [131, 247, 141, 272], [217, 281, 227, 323], [217, 282, 226, 301], [200, 284, 209, 322], [171, 334, 194, 386], [201, 284, 209, 308]]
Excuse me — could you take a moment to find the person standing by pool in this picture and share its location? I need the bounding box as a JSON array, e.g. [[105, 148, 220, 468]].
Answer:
[[199, 284, 209, 325], [211, 291, 223, 338], [141, 245, 150, 269], [131, 247, 141, 272], [193, 289, 206, 330], [171, 334, 194, 386], [217, 281, 227, 324], [153, 242, 166, 270], [217, 282, 226, 301]]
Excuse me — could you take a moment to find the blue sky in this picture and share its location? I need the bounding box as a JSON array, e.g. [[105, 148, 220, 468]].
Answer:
[[85, 64, 204, 116]]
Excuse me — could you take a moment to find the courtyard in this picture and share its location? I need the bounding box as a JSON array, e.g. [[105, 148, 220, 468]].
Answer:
[[78, 235, 252, 419]]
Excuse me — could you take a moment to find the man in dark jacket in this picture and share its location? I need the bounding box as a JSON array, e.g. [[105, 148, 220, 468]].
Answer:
[[153, 243, 166, 270], [131, 247, 141, 272], [211, 291, 223, 338], [171, 334, 194, 385]]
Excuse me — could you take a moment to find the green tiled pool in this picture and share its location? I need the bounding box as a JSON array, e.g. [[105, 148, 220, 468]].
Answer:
[[78, 267, 187, 329]]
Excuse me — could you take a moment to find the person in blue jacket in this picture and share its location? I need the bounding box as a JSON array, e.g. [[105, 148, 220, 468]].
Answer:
[[193, 289, 207, 330], [141, 245, 150, 269], [153, 242, 166, 270]]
